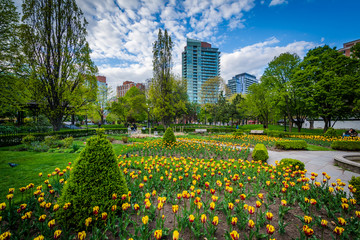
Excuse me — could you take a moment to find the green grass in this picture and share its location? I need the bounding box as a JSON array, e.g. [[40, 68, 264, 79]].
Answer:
[[0, 148, 78, 204], [306, 144, 334, 151]]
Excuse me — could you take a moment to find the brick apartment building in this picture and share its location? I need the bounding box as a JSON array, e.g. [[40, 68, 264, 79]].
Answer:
[[116, 81, 145, 98], [338, 39, 360, 57]]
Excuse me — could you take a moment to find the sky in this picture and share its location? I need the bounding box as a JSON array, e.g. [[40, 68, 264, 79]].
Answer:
[[14, 0, 360, 92]]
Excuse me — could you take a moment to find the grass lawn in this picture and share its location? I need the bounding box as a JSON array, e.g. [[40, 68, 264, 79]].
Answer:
[[0, 148, 78, 203], [0, 137, 135, 204], [306, 144, 334, 151]]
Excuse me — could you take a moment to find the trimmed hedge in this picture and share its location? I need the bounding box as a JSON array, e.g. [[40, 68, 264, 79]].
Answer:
[[278, 158, 305, 171], [324, 127, 338, 137], [252, 144, 269, 162], [265, 130, 321, 138], [233, 130, 244, 138], [275, 140, 307, 150], [0, 128, 128, 147], [56, 129, 128, 229], [331, 141, 360, 151]]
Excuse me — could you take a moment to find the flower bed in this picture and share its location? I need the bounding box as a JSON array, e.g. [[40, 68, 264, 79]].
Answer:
[[1, 154, 359, 239]]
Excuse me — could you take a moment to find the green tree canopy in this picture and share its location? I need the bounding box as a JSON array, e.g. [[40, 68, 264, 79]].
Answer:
[[293, 45, 360, 132], [20, 0, 97, 131]]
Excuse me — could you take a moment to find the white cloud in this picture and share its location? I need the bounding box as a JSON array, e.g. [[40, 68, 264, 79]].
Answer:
[[269, 0, 288, 6], [221, 37, 317, 82], [321, 37, 325, 42]]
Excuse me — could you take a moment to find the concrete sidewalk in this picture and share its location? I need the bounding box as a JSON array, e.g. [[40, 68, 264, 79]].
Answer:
[[267, 150, 360, 191]]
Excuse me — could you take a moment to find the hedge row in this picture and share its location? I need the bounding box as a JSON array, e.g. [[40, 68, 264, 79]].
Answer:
[[0, 128, 128, 147], [265, 130, 321, 138], [331, 141, 360, 151], [275, 140, 307, 150], [278, 158, 305, 171]]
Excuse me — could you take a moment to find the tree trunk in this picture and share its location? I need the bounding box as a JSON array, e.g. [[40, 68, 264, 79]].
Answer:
[[51, 117, 63, 131], [323, 117, 331, 133]]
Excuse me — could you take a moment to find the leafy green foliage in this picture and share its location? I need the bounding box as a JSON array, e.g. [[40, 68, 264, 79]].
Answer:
[[20, 0, 98, 131], [349, 176, 360, 202], [278, 158, 305, 171], [162, 127, 176, 146], [29, 141, 49, 152], [56, 130, 129, 229], [324, 127, 338, 137], [44, 136, 63, 148], [252, 144, 268, 162], [331, 141, 360, 151], [233, 130, 244, 138], [61, 137, 74, 148], [293, 45, 360, 132], [21, 135, 35, 146], [275, 140, 307, 150]]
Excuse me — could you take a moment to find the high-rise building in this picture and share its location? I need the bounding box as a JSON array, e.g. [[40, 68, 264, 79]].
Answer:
[[338, 39, 360, 57], [227, 73, 258, 95], [96, 75, 108, 103], [116, 81, 145, 98], [182, 38, 220, 103]]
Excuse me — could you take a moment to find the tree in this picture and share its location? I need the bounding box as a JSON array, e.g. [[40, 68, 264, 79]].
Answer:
[[199, 76, 229, 104], [0, 0, 29, 118], [150, 29, 174, 128], [172, 77, 188, 122], [245, 82, 275, 129], [109, 97, 129, 124], [91, 84, 111, 125], [262, 53, 302, 132], [294, 45, 360, 132], [229, 94, 245, 125], [124, 86, 147, 123], [20, 0, 97, 131]]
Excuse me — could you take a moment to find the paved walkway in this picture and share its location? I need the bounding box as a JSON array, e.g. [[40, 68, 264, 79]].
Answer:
[[267, 150, 360, 194]]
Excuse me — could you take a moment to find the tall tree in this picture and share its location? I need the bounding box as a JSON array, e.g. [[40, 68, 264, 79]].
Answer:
[[20, 0, 97, 131], [262, 52, 301, 132], [150, 29, 174, 128], [0, 0, 28, 118], [245, 82, 275, 129], [124, 86, 147, 123], [294, 45, 360, 132]]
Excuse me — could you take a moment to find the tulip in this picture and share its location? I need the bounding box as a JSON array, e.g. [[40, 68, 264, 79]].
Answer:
[[304, 216, 312, 224], [78, 231, 86, 240], [266, 224, 275, 235], [189, 214, 195, 223], [172, 205, 179, 213], [39, 214, 46, 222], [48, 219, 55, 228], [230, 230, 239, 240], [231, 217, 238, 226], [338, 217, 346, 226], [212, 216, 219, 226], [54, 230, 62, 239], [201, 214, 207, 224], [142, 215, 149, 225], [154, 230, 162, 240], [333, 226, 344, 236], [173, 230, 179, 240], [85, 217, 92, 227], [266, 212, 273, 221], [303, 225, 314, 237], [248, 219, 255, 229]]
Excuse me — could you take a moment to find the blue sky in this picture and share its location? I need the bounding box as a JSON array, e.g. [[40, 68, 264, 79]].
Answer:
[[14, 0, 360, 91]]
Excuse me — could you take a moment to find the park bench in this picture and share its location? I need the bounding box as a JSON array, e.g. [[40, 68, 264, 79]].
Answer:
[[250, 130, 265, 135], [195, 129, 207, 133]]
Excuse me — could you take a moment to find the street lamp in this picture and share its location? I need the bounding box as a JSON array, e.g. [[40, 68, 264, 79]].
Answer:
[[205, 107, 207, 125], [147, 108, 150, 129]]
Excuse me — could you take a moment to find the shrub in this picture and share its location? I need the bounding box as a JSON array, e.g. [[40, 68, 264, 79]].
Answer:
[[44, 135, 63, 148], [122, 136, 128, 143], [252, 144, 269, 162], [233, 130, 244, 138], [275, 140, 307, 150], [278, 158, 305, 171], [349, 176, 360, 202], [56, 128, 128, 229], [163, 127, 176, 146], [61, 137, 74, 148], [331, 141, 360, 151], [29, 141, 50, 152], [324, 127, 337, 137], [21, 135, 35, 146], [71, 143, 80, 153]]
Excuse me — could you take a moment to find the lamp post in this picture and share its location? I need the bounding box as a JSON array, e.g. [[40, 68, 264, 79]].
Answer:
[[205, 106, 207, 125], [147, 108, 150, 128]]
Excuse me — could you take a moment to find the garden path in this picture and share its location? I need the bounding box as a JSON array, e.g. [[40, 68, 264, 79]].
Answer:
[[267, 150, 360, 195]]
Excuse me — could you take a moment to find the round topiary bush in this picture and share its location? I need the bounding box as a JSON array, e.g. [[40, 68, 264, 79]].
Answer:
[[278, 158, 305, 171], [163, 127, 176, 146], [56, 129, 128, 229], [324, 127, 337, 137]]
